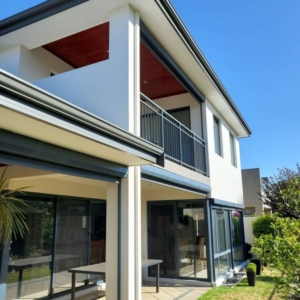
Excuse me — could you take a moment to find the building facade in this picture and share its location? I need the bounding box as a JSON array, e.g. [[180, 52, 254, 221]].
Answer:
[[0, 1, 251, 299]]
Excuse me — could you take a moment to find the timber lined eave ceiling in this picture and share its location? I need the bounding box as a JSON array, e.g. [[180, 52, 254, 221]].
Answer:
[[43, 22, 187, 100]]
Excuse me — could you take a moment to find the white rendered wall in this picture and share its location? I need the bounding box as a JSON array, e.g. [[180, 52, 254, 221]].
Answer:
[[19, 46, 73, 81], [205, 100, 243, 204], [35, 6, 136, 131], [242, 168, 264, 215], [243, 217, 256, 244], [0, 45, 73, 81], [154, 93, 203, 137], [0, 46, 21, 76]]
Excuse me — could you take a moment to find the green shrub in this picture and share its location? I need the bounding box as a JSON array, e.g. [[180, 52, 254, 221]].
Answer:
[[246, 263, 257, 273], [252, 215, 274, 238]]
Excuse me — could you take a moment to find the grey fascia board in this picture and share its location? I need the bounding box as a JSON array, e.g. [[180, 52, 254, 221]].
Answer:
[[0, 70, 163, 157], [156, 0, 252, 136], [208, 198, 245, 209], [0, 0, 89, 36], [141, 165, 211, 194], [0, 129, 127, 179]]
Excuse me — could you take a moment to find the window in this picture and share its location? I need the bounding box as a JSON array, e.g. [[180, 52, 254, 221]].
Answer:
[[167, 107, 191, 129], [229, 133, 236, 166], [213, 116, 221, 156]]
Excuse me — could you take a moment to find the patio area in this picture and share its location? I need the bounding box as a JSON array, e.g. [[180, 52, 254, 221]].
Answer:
[[76, 284, 211, 300]]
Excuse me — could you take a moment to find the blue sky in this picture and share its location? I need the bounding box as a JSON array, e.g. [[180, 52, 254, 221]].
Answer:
[[172, 0, 300, 177], [1, 0, 299, 177]]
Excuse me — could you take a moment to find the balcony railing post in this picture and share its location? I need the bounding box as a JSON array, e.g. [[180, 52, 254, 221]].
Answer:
[[160, 109, 164, 149], [193, 134, 196, 171], [179, 123, 182, 166]]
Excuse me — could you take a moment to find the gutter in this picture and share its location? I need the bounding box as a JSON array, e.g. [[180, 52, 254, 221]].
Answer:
[[0, 0, 89, 36], [156, 0, 252, 136]]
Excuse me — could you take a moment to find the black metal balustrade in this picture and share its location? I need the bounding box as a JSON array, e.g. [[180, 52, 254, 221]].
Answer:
[[140, 93, 207, 175]]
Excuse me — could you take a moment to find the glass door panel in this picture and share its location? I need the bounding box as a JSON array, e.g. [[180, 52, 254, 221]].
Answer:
[[90, 202, 106, 264], [177, 203, 207, 279], [148, 204, 176, 276], [53, 198, 89, 294], [212, 209, 231, 279], [231, 210, 244, 266], [6, 198, 54, 300]]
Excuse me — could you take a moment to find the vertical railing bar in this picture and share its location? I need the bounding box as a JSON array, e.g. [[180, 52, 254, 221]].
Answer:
[[160, 109, 164, 148], [179, 123, 182, 166]]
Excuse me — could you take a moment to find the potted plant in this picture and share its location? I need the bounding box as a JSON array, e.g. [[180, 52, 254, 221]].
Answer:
[[0, 166, 32, 247], [246, 262, 257, 286]]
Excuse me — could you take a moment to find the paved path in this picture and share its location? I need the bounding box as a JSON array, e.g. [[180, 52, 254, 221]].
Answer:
[[76, 285, 211, 300]]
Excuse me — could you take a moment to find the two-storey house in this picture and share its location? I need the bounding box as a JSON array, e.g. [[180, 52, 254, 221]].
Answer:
[[0, 1, 251, 300]]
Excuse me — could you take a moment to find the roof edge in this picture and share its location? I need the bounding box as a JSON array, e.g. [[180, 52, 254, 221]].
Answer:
[[0, 0, 88, 36], [156, 0, 252, 136]]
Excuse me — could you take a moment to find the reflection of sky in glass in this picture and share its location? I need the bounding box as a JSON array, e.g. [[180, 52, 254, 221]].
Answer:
[[0, 0, 47, 21]]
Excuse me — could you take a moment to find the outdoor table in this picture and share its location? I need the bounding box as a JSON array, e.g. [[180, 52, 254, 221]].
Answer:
[[8, 254, 79, 298], [68, 259, 162, 300]]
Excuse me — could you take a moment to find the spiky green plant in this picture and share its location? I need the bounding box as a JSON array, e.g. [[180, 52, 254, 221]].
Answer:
[[0, 166, 33, 245]]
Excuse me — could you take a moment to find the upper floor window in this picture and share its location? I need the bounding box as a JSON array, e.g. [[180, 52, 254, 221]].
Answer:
[[167, 107, 191, 129], [213, 116, 221, 156], [229, 133, 236, 166]]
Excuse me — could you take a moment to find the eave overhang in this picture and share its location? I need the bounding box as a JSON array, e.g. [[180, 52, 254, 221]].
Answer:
[[0, 70, 163, 166]]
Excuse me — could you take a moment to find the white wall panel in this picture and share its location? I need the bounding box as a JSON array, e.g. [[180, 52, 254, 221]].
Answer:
[[205, 100, 243, 204]]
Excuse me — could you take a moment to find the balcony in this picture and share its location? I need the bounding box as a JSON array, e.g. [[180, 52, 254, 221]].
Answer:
[[140, 93, 207, 176]]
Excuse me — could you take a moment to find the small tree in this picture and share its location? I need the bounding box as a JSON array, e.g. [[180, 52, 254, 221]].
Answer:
[[252, 217, 300, 299], [0, 166, 32, 246], [252, 215, 274, 238], [261, 164, 300, 219]]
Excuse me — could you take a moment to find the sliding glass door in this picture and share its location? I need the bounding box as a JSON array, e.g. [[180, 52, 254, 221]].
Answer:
[[211, 208, 245, 280], [148, 201, 208, 280], [148, 204, 176, 277], [177, 202, 207, 279], [6, 196, 55, 300], [5, 195, 106, 300], [211, 209, 231, 279], [53, 198, 89, 294]]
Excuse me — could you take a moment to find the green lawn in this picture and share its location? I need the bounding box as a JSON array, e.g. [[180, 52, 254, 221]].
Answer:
[[7, 266, 51, 283], [199, 269, 282, 300]]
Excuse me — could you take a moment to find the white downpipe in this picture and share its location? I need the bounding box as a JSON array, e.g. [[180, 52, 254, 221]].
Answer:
[[134, 9, 141, 300]]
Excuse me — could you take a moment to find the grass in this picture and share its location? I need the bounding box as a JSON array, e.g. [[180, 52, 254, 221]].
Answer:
[[7, 266, 51, 283], [198, 268, 283, 300]]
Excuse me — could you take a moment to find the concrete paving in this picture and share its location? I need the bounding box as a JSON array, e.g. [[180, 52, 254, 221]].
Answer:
[[76, 285, 211, 300]]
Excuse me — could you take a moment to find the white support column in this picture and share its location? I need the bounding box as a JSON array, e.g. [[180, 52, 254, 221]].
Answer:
[[120, 167, 136, 299], [109, 4, 135, 132], [109, 4, 141, 300], [106, 183, 119, 300], [134, 8, 142, 300]]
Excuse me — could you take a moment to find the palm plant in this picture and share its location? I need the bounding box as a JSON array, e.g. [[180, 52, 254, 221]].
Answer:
[[0, 166, 32, 246]]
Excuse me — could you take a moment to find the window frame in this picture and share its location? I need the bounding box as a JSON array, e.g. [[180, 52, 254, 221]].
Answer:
[[229, 132, 237, 167], [213, 115, 222, 156]]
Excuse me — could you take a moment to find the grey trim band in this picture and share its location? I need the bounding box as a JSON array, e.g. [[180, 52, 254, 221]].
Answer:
[[141, 165, 210, 194], [0, 0, 89, 36], [209, 198, 245, 209], [156, 0, 252, 136], [0, 129, 127, 180]]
